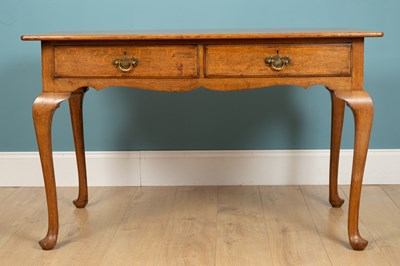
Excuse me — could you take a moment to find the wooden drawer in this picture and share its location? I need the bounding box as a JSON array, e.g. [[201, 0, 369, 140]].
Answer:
[[54, 45, 198, 78], [205, 44, 351, 77]]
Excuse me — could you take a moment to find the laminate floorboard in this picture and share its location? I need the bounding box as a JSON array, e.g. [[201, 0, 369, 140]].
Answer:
[[341, 185, 400, 265], [0, 185, 399, 266], [301, 185, 389, 266], [259, 186, 331, 265], [216, 186, 273, 266]]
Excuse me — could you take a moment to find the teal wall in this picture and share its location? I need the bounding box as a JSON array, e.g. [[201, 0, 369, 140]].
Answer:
[[0, 0, 398, 151]]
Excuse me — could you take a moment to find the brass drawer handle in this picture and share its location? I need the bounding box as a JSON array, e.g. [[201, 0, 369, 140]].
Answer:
[[265, 51, 291, 71], [113, 52, 138, 72]]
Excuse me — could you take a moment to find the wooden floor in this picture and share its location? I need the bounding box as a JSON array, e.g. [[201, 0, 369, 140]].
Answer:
[[0, 186, 399, 265]]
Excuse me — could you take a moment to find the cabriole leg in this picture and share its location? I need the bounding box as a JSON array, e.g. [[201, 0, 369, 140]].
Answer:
[[69, 88, 89, 208], [329, 90, 346, 207], [32, 92, 71, 250], [334, 90, 373, 251]]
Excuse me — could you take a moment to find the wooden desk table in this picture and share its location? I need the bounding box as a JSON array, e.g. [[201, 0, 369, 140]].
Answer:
[[21, 29, 383, 251]]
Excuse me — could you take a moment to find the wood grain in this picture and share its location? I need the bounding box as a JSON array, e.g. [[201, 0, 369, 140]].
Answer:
[[48, 76, 353, 92], [0, 188, 97, 265], [1, 186, 399, 265], [22, 30, 382, 250], [101, 187, 177, 266], [21, 29, 384, 41], [69, 88, 89, 208], [206, 44, 351, 77], [32, 93, 71, 250], [342, 185, 400, 265], [259, 186, 331, 265], [301, 186, 389, 265], [54, 45, 198, 78], [328, 90, 346, 208], [351, 38, 365, 90], [43, 187, 137, 266], [157, 187, 217, 266], [334, 90, 374, 250], [381, 185, 400, 209], [0, 187, 16, 205], [216, 186, 273, 266], [0, 188, 44, 249]]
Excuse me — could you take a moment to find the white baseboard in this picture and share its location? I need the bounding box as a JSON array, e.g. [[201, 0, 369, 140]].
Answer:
[[0, 150, 399, 186]]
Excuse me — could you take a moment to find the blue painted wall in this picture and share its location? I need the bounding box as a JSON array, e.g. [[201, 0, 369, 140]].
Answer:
[[0, 0, 398, 151]]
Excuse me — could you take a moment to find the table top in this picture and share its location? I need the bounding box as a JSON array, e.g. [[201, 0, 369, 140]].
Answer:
[[21, 29, 384, 41]]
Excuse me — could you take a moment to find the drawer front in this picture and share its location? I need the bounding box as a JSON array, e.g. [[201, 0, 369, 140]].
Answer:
[[205, 44, 351, 77], [54, 45, 198, 78]]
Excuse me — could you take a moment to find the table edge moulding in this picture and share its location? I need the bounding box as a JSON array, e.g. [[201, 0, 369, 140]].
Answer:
[[21, 29, 384, 251]]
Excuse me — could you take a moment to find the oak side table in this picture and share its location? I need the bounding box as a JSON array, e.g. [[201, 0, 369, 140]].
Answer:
[[21, 29, 383, 250]]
